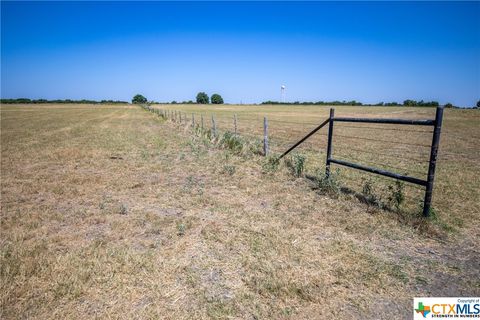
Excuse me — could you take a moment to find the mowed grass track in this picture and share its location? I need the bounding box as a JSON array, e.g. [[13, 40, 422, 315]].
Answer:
[[1, 104, 479, 319]]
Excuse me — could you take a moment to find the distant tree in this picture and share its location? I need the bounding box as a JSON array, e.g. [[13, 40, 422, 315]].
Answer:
[[132, 94, 147, 104], [211, 94, 224, 104], [444, 103, 454, 108], [16, 98, 32, 104], [476, 100, 480, 108], [403, 99, 417, 107], [171, 100, 177, 104], [196, 92, 209, 104]]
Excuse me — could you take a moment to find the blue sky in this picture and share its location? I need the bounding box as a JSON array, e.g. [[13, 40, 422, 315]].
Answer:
[[1, 1, 479, 106]]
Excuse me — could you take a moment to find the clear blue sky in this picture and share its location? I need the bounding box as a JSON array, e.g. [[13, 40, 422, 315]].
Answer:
[[1, 1, 479, 106]]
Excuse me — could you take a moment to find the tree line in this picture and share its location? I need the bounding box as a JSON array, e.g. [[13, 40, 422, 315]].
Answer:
[[132, 92, 224, 105], [0, 98, 128, 104], [261, 99, 445, 107], [3, 96, 479, 109]]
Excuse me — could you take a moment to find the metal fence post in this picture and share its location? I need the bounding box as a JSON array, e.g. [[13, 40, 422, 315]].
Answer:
[[263, 117, 269, 156], [423, 106, 444, 217], [212, 115, 217, 137], [325, 108, 335, 177], [234, 114, 237, 136]]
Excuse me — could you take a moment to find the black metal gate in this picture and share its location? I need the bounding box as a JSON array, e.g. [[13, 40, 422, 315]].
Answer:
[[280, 106, 444, 217]]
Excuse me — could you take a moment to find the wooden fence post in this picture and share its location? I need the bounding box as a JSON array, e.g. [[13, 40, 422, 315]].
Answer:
[[325, 108, 335, 178], [263, 117, 269, 156], [192, 113, 195, 129], [201, 115, 204, 131]]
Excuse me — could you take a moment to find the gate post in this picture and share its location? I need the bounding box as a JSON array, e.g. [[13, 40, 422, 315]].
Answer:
[[325, 108, 335, 178], [423, 106, 444, 217]]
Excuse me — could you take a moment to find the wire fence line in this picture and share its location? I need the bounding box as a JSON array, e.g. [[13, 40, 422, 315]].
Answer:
[[140, 105, 478, 162], [141, 105, 478, 204]]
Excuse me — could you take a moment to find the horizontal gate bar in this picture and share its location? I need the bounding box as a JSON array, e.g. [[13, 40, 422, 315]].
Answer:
[[333, 117, 435, 126], [278, 118, 330, 160], [329, 158, 428, 187]]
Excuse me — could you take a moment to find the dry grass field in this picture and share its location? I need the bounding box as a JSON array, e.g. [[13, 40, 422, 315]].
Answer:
[[1, 103, 479, 319]]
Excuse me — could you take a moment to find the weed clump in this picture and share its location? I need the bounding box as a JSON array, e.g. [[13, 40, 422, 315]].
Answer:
[[221, 165, 236, 176], [262, 154, 280, 173], [218, 131, 263, 157], [285, 153, 306, 177], [362, 179, 381, 207], [218, 131, 244, 155], [119, 204, 128, 215], [248, 139, 263, 156], [387, 180, 405, 210], [177, 222, 186, 236], [314, 169, 341, 196]]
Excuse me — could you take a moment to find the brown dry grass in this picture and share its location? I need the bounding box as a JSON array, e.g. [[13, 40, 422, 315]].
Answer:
[[1, 103, 479, 319]]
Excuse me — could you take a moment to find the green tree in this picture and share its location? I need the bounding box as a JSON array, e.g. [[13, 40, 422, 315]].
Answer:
[[211, 94, 224, 104], [445, 103, 454, 108], [196, 92, 209, 104], [132, 94, 147, 104], [476, 100, 480, 108], [403, 99, 417, 106]]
